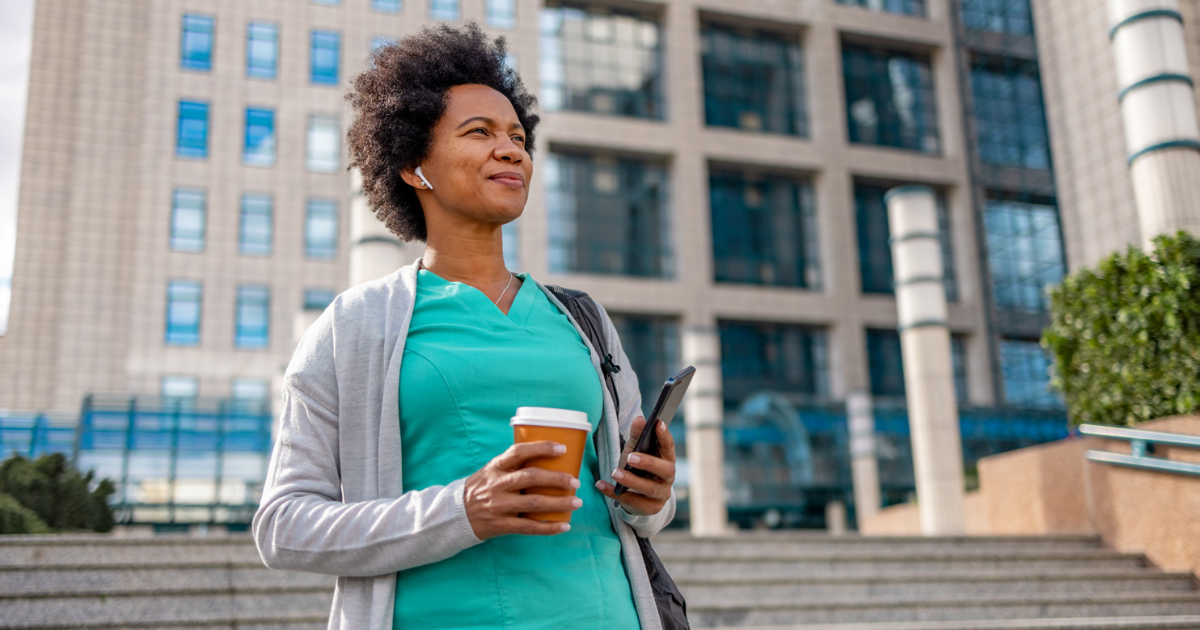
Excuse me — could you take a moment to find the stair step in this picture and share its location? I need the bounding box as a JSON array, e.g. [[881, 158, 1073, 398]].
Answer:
[[0, 536, 260, 569], [0, 590, 333, 629], [0, 566, 330, 597], [666, 552, 1146, 578], [678, 571, 1196, 601], [652, 535, 1103, 556], [688, 592, 1200, 627], [706, 615, 1200, 630]]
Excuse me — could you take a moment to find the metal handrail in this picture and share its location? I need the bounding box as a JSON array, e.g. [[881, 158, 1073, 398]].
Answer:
[[1079, 423, 1200, 477]]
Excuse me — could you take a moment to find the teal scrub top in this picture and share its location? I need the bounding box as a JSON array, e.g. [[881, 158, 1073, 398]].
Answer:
[[394, 268, 641, 630]]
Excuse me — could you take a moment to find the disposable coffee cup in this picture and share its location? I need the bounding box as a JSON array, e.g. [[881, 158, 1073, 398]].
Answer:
[[510, 407, 591, 522]]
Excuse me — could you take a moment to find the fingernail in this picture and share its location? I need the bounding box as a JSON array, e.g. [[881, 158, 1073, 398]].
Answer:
[[628, 454, 641, 465], [559, 523, 571, 532], [612, 469, 625, 480], [553, 443, 567, 454], [571, 498, 583, 508], [594, 481, 605, 490], [570, 478, 581, 489]]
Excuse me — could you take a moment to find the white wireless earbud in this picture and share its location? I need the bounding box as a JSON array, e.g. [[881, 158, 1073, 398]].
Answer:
[[415, 165, 434, 190]]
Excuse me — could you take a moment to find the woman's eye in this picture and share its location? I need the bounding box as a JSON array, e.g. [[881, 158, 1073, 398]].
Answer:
[[472, 127, 489, 135]]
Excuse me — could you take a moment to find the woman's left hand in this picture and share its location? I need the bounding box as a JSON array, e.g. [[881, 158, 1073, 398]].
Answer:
[[594, 416, 675, 516]]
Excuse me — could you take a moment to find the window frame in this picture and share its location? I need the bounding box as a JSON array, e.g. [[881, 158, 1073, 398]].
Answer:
[[180, 14, 215, 72], [165, 280, 203, 346], [170, 188, 206, 252], [235, 285, 271, 350], [176, 101, 210, 159], [246, 22, 279, 80], [243, 107, 276, 167], [310, 30, 342, 85]]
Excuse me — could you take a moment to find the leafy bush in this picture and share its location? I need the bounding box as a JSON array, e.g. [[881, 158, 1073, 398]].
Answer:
[[0, 453, 115, 533], [0, 492, 53, 534], [1042, 231, 1200, 426]]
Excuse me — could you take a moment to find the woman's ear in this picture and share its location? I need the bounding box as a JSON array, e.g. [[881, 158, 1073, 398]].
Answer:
[[415, 165, 434, 190], [400, 166, 429, 190]]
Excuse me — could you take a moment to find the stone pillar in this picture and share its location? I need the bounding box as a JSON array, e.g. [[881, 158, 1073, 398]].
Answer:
[[847, 390, 881, 523], [884, 186, 965, 536], [1109, 0, 1200, 244], [682, 325, 729, 536], [349, 169, 411, 286]]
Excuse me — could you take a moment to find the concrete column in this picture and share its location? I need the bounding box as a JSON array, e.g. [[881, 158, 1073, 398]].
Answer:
[[682, 325, 729, 536], [847, 390, 881, 523], [885, 186, 965, 536], [349, 169, 412, 287], [1108, 0, 1200, 244]]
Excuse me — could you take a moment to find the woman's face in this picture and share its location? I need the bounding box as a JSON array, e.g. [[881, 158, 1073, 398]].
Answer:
[[404, 83, 533, 229]]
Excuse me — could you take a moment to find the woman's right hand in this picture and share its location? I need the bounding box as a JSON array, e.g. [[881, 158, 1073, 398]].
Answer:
[[463, 441, 582, 540]]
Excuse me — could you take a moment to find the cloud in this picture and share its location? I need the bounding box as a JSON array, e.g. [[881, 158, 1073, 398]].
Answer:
[[0, 0, 35, 335]]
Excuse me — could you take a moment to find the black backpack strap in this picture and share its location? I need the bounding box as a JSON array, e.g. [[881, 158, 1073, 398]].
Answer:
[[545, 284, 621, 417]]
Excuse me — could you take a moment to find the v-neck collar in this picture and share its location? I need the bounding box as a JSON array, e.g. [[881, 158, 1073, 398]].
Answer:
[[417, 269, 536, 330]]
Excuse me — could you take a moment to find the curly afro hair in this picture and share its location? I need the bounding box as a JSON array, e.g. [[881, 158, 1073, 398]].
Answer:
[[346, 21, 540, 242]]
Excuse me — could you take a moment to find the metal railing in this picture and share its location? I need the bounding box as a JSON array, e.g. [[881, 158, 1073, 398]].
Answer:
[[1079, 424, 1200, 477]]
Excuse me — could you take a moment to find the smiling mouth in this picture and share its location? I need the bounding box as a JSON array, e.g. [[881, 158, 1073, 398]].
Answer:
[[490, 175, 525, 188]]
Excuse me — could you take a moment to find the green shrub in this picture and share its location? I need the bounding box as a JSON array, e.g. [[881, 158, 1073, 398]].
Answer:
[[0, 492, 53, 534], [1042, 231, 1200, 426], [0, 453, 116, 533]]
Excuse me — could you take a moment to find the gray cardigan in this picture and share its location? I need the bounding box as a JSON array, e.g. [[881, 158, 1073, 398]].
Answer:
[[252, 259, 676, 630]]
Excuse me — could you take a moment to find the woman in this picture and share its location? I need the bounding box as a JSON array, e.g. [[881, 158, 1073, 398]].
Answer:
[[252, 22, 677, 630]]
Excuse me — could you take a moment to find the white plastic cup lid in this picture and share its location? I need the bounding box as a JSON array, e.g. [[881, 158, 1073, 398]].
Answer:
[[510, 407, 591, 431]]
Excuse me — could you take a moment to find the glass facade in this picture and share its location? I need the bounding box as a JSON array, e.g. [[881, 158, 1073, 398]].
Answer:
[[373, 0, 401, 12], [246, 22, 278, 80], [306, 114, 340, 172], [430, 0, 460, 21], [303, 289, 337, 311], [305, 199, 339, 259], [170, 189, 205, 252], [243, 108, 276, 167], [836, 0, 924, 17], [719, 321, 828, 408], [235, 286, 270, 349], [181, 14, 214, 71], [951, 335, 969, 406], [971, 55, 1050, 170], [709, 169, 819, 288], [239, 194, 273, 257], [962, 0, 1032, 35], [843, 44, 939, 154], [866, 328, 905, 398], [161, 376, 198, 399], [983, 196, 1064, 313], [231, 379, 269, 401], [176, 101, 209, 159], [539, 3, 663, 119], [486, 0, 516, 28], [854, 183, 957, 300], [608, 314, 681, 419], [165, 281, 202, 346], [1000, 339, 1061, 408], [545, 151, 672, 277], [701, 24, 807, 137], [311, 31, 341, 85]]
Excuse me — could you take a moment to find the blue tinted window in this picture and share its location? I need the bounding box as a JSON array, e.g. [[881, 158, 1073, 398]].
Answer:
[[373, 0, 401, 11], [608, 314, 681, 420], [963, 0, 1032, 34], [837, 0, 924, 17], [162, 375, 198, 399], [236, 286, 270, 349], [984, 196, 1064, 313], [843, 45, 939, 154], [540, 5, 663, 119], [545, 151, 672, 277], [176, 101, 209, 159], [710, 169, 819, 288], [306, 114, 340, 172], [854, 183, 957, 300], [701, 24, 807, 136], [243, 108, 275, 166], [312, 0, 340, 4], [1000, 339, 1061, 408], [951, 335, 968, 406], [247, 22, 278, 79], [305, 199, 338, 259], [170, 189, 205, 252], [240, 194, 273, 256], [971, 55, 1050, 170], [719, 321, 827, 408], [866, 328, 905, 398], [165, 280, 202, 346], [303, 288, 337, 310], [486, 0, 516, 28], [431, 0, 459, 20], [311, 31, 341, 85], [372, 37, 395, 53], [181, 14, 214, 71]]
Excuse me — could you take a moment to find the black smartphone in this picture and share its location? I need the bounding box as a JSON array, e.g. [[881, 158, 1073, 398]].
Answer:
[[613, 365, 695, 495]]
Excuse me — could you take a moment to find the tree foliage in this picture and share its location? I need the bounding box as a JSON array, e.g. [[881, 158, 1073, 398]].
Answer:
[[0, 453, 115, 534], [1042, 231, 1200, 426]]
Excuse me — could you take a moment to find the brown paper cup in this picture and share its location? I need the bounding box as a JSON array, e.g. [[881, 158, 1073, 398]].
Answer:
[[511, 407, 591, 522]]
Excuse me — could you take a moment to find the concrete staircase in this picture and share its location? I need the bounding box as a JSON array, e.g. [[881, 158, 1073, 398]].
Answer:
[[1, 533, 1198, 629], [655, 532, 1200, 629]]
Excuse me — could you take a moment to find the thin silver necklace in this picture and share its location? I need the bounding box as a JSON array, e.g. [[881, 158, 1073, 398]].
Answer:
[[420, 260, 514, 306]]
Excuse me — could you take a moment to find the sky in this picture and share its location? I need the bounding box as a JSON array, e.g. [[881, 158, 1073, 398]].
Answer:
[[0, 0, 35, 336]]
